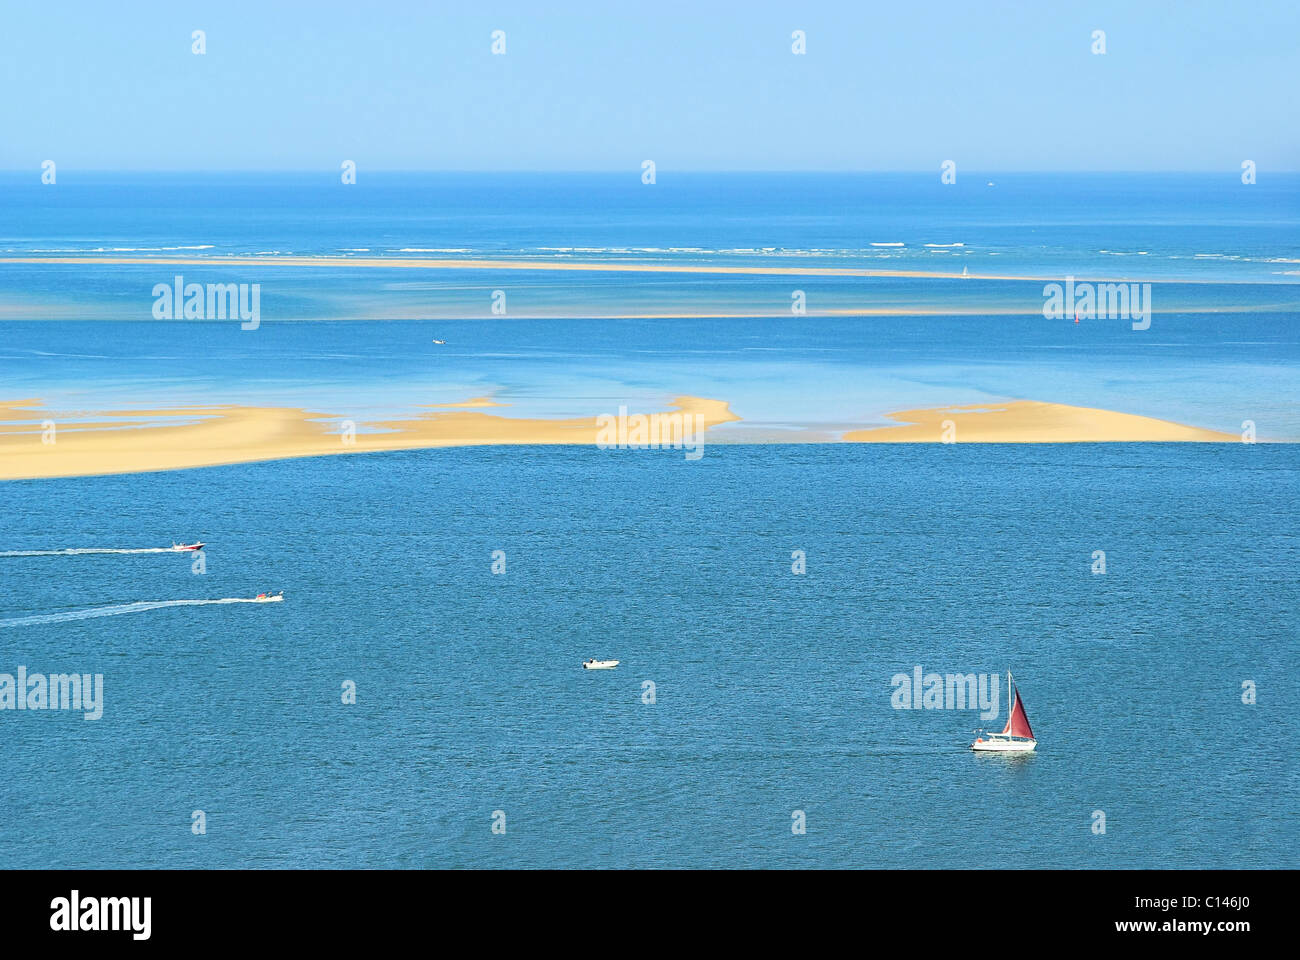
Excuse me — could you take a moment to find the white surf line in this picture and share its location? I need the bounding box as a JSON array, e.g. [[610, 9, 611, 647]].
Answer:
[[0, 598, 272, 628], [0, 547, 180, 556]]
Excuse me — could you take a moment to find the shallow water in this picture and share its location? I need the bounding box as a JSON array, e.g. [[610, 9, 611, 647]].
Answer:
[[4, 173, 1298, 438], [2, 172, 1296, 867]]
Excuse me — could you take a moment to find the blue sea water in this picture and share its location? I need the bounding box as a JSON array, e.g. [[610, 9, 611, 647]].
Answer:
[[0, 444, 1295, 868], [0, 173, 1297, 868], [3, 312, 1298, 440], [2, 172, 1298, 437], [4, 172, 1298, 281]]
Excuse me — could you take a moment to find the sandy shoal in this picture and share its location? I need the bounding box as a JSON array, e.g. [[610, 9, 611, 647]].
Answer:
[[0, 254, 1264, 285], [1, 396, 1245, 480], [843, 400, 1238, 443], [0, 397, 739, 480]]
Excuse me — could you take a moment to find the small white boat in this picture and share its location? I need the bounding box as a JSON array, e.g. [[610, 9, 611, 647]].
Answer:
[[972, 671, 1036, 752], [252, 591, 284, 603], [582, 658, 619, 670], [171, 541, 205, 552]]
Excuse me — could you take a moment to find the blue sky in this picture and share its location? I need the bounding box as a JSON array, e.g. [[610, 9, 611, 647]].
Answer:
[[1, 0, 1296, 172]]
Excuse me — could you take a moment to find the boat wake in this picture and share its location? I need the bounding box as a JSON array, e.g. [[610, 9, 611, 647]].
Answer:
[[0, 598, 276, 628], [0, 547, 181, 557]]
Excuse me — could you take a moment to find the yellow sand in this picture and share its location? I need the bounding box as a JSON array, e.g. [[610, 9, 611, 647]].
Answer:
[[1, 396, 1243, 480], [843, 401, 1238, 443], [594, 303, 1273, 318], [0, 397, 739, 480], [0, 254, 1240, 285]]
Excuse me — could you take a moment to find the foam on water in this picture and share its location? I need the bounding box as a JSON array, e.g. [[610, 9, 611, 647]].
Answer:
[[0, 547, 179, 556], [0, 597, 274, 628]]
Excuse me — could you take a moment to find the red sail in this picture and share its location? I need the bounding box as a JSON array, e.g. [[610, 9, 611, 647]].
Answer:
[[1001, 687, 1035, 739]]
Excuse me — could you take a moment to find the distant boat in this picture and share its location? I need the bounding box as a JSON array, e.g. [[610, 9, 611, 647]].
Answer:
[[432, 339, 446, 344], [961, 266, 969, 278], [972, 671, 1036, 752], [170, 541, 204, 552], [582, 658, 619, 670], [252, 591, 284, 603]]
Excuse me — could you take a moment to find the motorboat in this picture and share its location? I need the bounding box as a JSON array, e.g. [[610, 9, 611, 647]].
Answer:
[[582, 658, 619, 670], [252, 591, 284, 603], [972, 671, 1036, 752], [171, 541, 205, 552]]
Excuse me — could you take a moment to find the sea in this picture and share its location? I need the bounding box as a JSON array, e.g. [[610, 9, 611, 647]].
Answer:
[[0, 172, 1296, 867]]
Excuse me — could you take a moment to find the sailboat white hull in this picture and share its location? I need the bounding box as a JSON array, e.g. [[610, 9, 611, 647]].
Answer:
[[971, 671, 1037, 752]]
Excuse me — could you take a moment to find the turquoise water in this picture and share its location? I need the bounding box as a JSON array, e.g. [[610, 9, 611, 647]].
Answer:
[[0, 445, 1295, 867], [0, 174, 1297, 867], [3, 173, 1298, 437], [3, 313, 1298, 439], [4, 172, 1298, 281]]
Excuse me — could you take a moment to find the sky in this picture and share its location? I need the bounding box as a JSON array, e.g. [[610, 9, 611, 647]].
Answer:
[[0, 0, 1296, 172]]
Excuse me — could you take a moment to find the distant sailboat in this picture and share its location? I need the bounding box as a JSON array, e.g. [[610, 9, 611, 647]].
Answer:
[[961, 266, 969, 278], [972, 671, 1036, 752]]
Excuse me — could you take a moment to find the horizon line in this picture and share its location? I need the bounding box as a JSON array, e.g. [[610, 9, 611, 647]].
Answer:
[[3, 168, 1297, 176]]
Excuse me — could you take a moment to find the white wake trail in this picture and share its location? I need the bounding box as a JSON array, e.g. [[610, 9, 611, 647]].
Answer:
[[0, 547, 180, 557], [0, 598, 271, 628]]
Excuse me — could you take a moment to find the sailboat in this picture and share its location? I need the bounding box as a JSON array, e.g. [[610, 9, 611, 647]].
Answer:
[[971, 671, 1036, 752]]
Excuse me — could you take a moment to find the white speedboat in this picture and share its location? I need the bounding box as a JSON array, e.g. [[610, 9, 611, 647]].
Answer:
[[171, 541, 205, 552], [252, 591, 284, 603], [582, 659, 619, 670], [972, 671, 1036, 752]]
